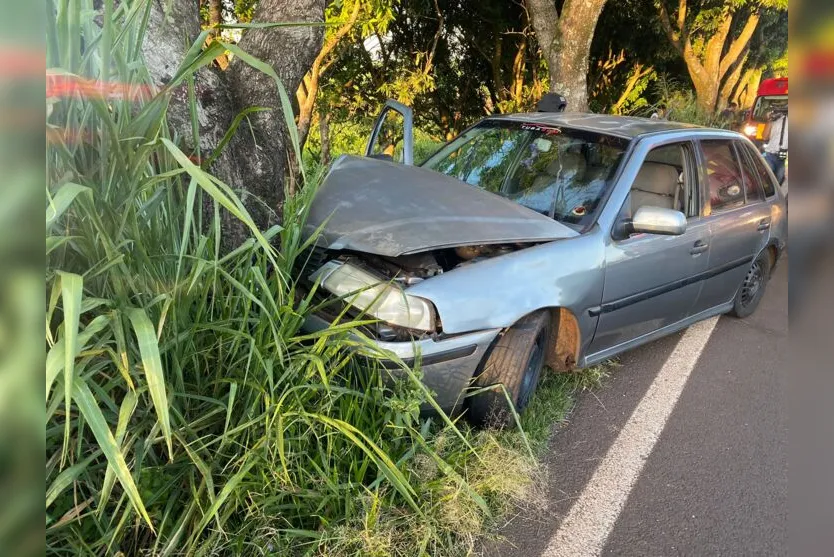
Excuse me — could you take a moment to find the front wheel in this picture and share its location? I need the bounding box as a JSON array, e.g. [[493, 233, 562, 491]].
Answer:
[[729, 251, 772, 318], [467, 311, 551, 428]]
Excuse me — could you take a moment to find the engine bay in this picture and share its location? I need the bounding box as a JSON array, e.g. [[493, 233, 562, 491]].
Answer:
[[354, 242, 536, 285]]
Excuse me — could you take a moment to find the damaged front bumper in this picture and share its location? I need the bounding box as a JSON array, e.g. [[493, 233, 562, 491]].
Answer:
[[303, 313, 500, 412]]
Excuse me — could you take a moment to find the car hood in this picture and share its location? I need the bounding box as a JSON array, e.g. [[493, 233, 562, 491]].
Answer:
[[304, 155, 578, 257]]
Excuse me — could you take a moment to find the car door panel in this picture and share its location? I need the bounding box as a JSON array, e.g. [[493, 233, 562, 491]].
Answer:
[[692, 140, 771, 313], [365, 99, 414, 165], [589, 140, 710, 355], [590, 219, 710, 353]]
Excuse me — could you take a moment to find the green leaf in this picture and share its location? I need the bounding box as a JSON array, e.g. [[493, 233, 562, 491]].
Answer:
[[218, 41, 306, 186], [46, 451, 100, 509], [58, 271, 83, 464], [191, 457, 257, 544], [126, 308, 173, 460], [159, 138, 277, 265], [47, 183, 91, 230], [98, 390, 137, 514], [305, 413, 423, 516], [46, 314, 110, 403], [72, 379, 153, 531]]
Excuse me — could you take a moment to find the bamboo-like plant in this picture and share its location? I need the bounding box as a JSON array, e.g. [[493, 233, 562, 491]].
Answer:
[[45, 1, 536, 555]]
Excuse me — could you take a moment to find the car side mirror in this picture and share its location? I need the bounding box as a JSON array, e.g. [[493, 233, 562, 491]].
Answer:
[[630, 206, 687, 236]]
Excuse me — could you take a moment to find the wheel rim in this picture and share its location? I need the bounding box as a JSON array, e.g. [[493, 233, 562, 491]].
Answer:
[[740, 260, 764, 307], [517, 332, 545, 410]]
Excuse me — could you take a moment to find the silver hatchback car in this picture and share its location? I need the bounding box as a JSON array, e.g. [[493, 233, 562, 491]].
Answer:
[[301, 103, 787, 425]]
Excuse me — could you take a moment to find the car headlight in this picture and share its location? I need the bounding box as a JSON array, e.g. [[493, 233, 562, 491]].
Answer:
[[313, 261, 435, 332], [743, 124, 758, 137]]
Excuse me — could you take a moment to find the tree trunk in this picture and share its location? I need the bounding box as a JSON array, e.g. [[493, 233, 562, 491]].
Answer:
[[142, 0, 325, 248], [491, 36, 506, 104], [207, 0, 222, 32], [296, 0, 362, 150], [690, 71, 720, 112], [656, 1, 761, 112], [319, 111, 331, 167], [735, 67, 762, 109], [527, 0, 608, 112], [719, 52, 748, 108], [510, 37, 527, 106]]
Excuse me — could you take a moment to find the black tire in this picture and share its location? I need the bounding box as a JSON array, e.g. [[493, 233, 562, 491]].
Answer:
[[729, 250, 772, 318], [467, 311, 551, 428]]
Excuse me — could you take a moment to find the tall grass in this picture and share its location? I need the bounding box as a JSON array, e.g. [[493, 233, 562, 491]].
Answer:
[[46, 1, 536, 555]]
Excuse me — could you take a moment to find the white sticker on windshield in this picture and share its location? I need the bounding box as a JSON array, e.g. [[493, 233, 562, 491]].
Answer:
[[533, 138, 553, 152]]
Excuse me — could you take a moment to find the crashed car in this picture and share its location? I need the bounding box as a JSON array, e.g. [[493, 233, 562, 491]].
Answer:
[[300, 101, 787, 425]]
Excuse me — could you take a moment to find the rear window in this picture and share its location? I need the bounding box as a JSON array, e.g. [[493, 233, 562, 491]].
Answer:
[[739, 142, 777, 198], [751, 95, 788, 121], [734, 143, 764, 203], [422, 120, 629, 227]]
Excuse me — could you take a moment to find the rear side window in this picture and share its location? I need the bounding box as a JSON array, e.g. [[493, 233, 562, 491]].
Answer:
[[739, 142, 777, 198], [734, 143, 764, 202], [701, 140, 745, 212]]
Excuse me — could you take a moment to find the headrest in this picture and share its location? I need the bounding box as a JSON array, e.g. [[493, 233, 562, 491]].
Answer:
[[633, 162, 679, 195]]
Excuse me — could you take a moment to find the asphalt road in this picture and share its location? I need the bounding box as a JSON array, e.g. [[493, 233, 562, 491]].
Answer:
[[484, 257, 788, 556]]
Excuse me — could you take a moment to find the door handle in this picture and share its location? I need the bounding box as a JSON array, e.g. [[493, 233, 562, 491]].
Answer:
[[690, 240, 709, 255], [757, 218, 771, 231]]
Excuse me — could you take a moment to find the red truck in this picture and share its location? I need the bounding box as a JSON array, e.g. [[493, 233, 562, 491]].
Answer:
[[741, 77, 788, 148]]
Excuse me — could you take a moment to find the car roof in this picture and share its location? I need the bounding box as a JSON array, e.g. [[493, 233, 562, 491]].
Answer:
[[490, 112, 713, 140]]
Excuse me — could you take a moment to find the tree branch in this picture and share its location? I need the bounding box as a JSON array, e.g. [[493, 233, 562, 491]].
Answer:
[[657, 1, 682, 52], [719, 9, 761, 78], [612, 63, 653, 113], [719, 48, 748, 106], [676, 0, 687, 41], [423, 0, 444, 74], [703, 12, 732, 77], [296, 0, 361, 147]]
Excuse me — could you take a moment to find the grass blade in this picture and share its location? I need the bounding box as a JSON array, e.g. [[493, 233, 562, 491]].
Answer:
[[58, 271, 83, 465], [98, 391, 138, 514], [126, 308, 173, 460], [71, 379, 154, 531], [46, 182, 90, 230]]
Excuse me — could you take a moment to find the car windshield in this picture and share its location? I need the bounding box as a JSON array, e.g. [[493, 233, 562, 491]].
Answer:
[[751, 95, 788, 121], [421, 120, 629, 227]]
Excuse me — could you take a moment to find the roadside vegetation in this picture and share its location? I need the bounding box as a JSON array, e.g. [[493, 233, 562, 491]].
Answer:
[[46, 0, 786, 554], [45, 3, 611, 555]]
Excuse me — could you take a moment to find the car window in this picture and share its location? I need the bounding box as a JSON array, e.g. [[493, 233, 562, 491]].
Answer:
[[626, 143, 698, 218], [369, 109, 406, 163], [423, 120, 629, 227], [752, 95, 788, 121], [734, 142, 764, 203], [739, 142, 777, 197], [421, 123, 527, 194], [701, 140, 745, 212]]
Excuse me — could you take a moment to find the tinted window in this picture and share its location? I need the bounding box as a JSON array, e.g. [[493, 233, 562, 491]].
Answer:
[[423, 120, 628, 227], [702, 140, 745, 212], [739, 142, 777, 197], [734, 143, 764, 202]]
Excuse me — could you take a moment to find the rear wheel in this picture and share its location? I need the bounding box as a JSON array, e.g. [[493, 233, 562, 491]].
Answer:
[[467, 311, 551, 428], [729, 251, 772, 318]]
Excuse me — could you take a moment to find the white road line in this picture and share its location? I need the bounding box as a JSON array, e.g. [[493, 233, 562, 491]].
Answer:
[[542, 316, 720, 557]]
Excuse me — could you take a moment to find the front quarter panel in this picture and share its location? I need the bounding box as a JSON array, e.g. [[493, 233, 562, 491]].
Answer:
[[406, 228, 606, 355]]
